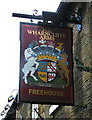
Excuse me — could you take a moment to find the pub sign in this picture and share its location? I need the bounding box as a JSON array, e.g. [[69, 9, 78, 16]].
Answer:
[[19, 22, 74, 105]]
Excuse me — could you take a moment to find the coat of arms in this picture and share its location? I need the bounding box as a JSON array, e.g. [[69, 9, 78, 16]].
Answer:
[[22, 39, 69, 88]]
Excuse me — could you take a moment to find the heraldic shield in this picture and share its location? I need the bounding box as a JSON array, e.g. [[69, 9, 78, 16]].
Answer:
[[38, 61, 57, 82]]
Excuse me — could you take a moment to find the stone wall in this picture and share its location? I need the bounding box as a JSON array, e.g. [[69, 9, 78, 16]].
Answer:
[[16, 103, 32, 119], [51, 2, 92, 119], [72, 2, 92, 118]]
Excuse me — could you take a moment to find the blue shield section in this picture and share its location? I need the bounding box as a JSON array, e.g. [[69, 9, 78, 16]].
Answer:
[[38, 61, 47, 72]]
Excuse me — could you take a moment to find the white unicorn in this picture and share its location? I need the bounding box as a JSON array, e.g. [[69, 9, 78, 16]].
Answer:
[[22, 47, 39, 84]]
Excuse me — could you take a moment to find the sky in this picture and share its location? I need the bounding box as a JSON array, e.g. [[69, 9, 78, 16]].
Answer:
[[0, 0, 61, 119]]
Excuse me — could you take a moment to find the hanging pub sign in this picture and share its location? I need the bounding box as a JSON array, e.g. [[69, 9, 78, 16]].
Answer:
[[19, 22, 74, 105]]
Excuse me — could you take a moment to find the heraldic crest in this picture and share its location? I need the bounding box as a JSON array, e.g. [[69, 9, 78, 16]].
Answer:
[[22, 39, 70, 88]]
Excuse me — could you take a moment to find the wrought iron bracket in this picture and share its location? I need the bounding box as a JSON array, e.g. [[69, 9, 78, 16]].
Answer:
[[12, 2, 83, 27], [12, 11, 82, 25], [75, 57, 92, 73], [12, 6, 82, 27], [68, 8, 82, 24]]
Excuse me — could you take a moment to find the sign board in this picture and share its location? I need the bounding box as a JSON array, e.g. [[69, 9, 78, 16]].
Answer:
[[19, 22, 74, 105]]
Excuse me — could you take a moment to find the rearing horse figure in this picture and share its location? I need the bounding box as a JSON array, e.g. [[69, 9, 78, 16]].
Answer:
[[22, 48, 39, 84]]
